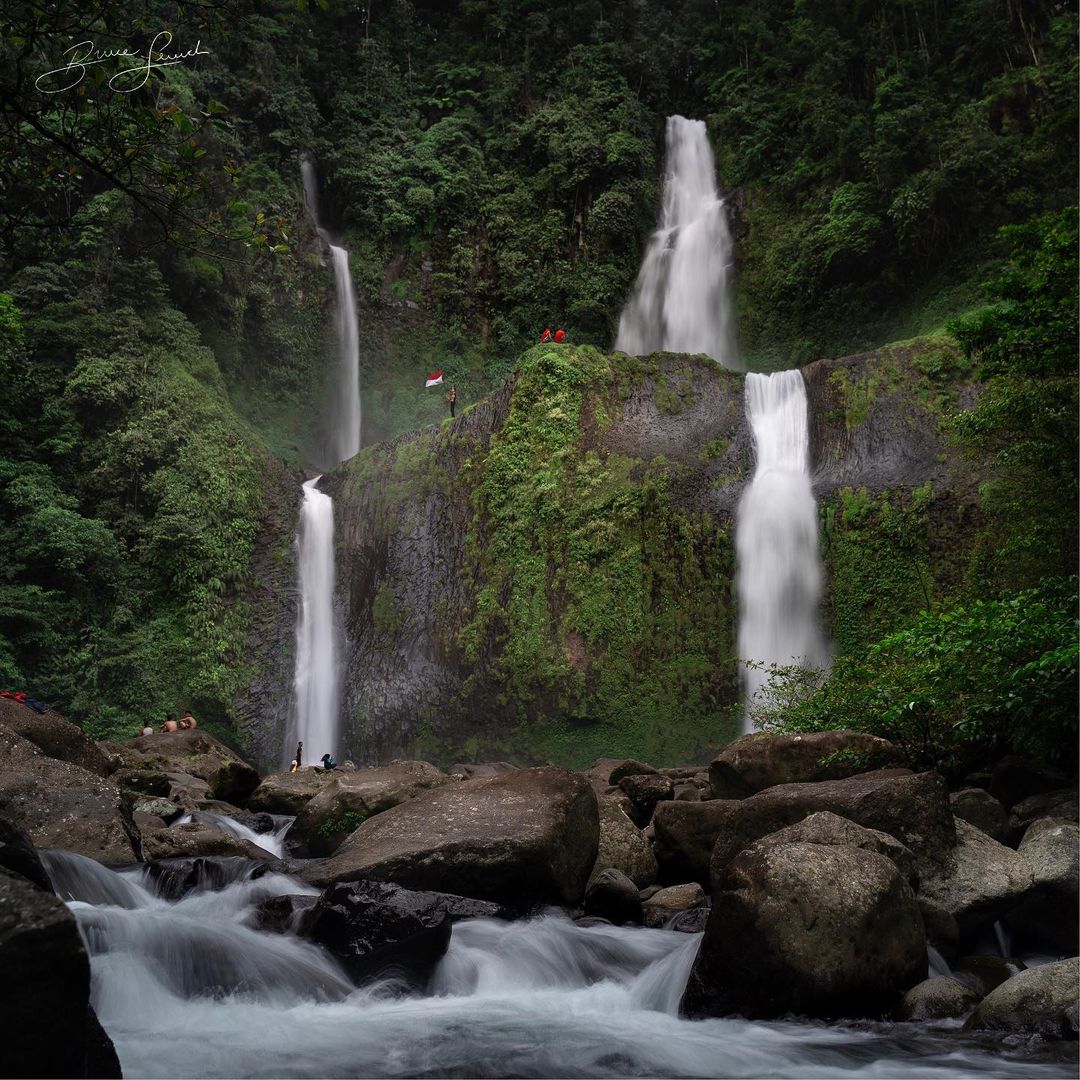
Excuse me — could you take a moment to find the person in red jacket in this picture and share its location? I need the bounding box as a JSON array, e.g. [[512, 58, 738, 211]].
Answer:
[[540, 328, 552, 343], [554, 328, 566, 343]]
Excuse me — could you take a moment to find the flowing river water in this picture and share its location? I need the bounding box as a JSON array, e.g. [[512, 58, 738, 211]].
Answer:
[[35, 848, 1075, 1080]]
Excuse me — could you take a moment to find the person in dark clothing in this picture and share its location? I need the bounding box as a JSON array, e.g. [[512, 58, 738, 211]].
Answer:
[[320, 753, 336, 771], [295, 740, 303, 768], [446, 385, 457, 418]]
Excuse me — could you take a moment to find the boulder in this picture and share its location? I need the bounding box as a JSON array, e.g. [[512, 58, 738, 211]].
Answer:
[[667, 907, 709, 933], [589, 797, 657, 889], [583, 868, 643, 925], [919, 896, 961, 963], [642, 882, 706, 929], [710, 731, 899, 796], [144, 855, 273, 900], [292, 761, 451, 854], [0, 869, 121, 1077], [1007, 789, 1078, 846], [0, 816, 52, 892], [706, 760, 753, 800], [682, 842, 926, 1020], [673, 782, 702, 802], [251, 893, 318, 934], [618, 773, 674, 827], [654, 769, 953, 885], [718, 811, 919, 891], [986, 757, 1070, 809], [0, 723, 141, 865], [0, 698, 112, 777], [949, 788, 1008, 844], [965, 958, 1080, 1039], [115, 730, 260, 803], [446, 762, 517, 780], [140, 821, 277, 863], [112, 767, 172, 798], [300, 879, 506, 987], [247, 769, 333, 815], [1003, 819, 1079, 953], [919, 819, 1036, 941], [952, 955, 1026, 998], [585, 758, 658, 796], [306, 767, 599, 908], [896, 976, 981, 1021]]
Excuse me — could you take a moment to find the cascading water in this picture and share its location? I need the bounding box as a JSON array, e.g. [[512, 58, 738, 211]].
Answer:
[[736, 371, 828, 730], [287, 476, 340, 767], [47, 856, 1062, 1079], [615, 115, 738, 368], [328, 244, 361, 461]]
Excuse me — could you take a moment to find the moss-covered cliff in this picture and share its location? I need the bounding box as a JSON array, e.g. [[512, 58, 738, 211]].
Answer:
[[274, 337, 989, 771]]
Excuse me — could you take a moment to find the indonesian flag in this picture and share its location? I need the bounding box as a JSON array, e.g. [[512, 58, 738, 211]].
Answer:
[[425, 370, 443, 387]]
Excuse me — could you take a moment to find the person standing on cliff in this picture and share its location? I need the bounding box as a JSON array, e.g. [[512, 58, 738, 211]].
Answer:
[[295, 740, 303, 768], [446, 385, 457, 418]]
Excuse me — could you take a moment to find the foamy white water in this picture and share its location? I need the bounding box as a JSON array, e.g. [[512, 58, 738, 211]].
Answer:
[[736, 371, 828, 731], [43, 856, 1065, 1080], [288, 477, 340, 766], [616, 115, 738, 368]]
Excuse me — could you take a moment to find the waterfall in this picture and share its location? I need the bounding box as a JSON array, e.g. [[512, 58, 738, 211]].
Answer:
[[735, 371, 828, 731], [329, 244, 361, 461], [287, 477, 340, 767], [615, 115, 738, 369]]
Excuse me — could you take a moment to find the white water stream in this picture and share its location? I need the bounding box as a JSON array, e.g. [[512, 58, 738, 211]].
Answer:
[[736, 371, 828, 730], [615, 115, 737, 368], [40, 851, 1066, 1079]]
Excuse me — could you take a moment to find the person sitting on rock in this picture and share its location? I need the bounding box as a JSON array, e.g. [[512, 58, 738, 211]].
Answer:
[[178, 711, 198, 730], [554, 328, 566, 343], [289, 759, 299, 773], [140, 724, 154, 737], [320, 753, 336, 772], [540, 328, 552, 343], [160, 716, 179, 733]]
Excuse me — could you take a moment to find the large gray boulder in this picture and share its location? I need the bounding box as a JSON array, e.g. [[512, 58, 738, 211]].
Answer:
[[1007, 789, 1078, 846], [306, 767, 599, 907], [292, 761, 451, 854], [965, 958, 1080, 1039], [247, 768, 331, 815], [919, 819, 1036, 941], [583, 868, 643, 925], [949, 788, 1008, 844], [710, 731, 899, 796], [1003, 819, 1079, 953], [896, 976, 981, 1021], [0, 723, 141, 865], [682, 842, 926, 1020], [0, 697, 112, 777], [140, 821, 278, 863], [0, 869, 121, 1077], [654, 769, 953, 885], [589, 796, 658, 888], [112, 730, 260, 804]]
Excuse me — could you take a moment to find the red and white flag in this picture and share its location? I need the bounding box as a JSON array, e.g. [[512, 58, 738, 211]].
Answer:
[[425, 370, 443, 387]]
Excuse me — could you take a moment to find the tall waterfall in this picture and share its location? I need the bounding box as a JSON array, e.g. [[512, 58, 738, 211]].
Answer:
[[615, 115, 737, 369], [288, 477, 340, 765], [736, 371, 828, 731]]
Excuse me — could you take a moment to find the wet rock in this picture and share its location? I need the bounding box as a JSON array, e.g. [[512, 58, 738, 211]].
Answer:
[[618, 773, 674, 827], [307, 767, 599, 908], [140, 822, 277, 863], [1003, 819, 1079, 953], [706, 760, 753, 800], [0, 723, 141, 865], [667, 907, 709, 933], [583, 868, 643, 925], [683, 842, 926, 1020], [0, 816, 52, 892], [114, 767, 172, 797], [247, 768, 333, 815], [301, 879, 506, 987], [133, 796, 179, 819], [950, 788, 1008, 844], [709, 731, 899, 796], [717, 811, 919, 891], [673, 782, 702, 802], [987, 757, 1069, 809], [655, 769, 952, 885], [115, 730, 260, 803], [145, 855, 273, 900], [251, 893, 318, 934], [919, 819, 1035, 942], [0, 698, 113, 778], [0, 869, 121, 1077], [919, 896, 960, 963], [1007, 789, 1078, 846], [292, 761, 451, 855], [643, 882, 706, 929], [447, 762, 517, 780], [589, 797, 657, 888], [585, 758, 658, 795], [952, 954, 1027, 997], [965, 958, 1080, 1039], [608, 759, 661, 784], [896, 976, 981, 1020]]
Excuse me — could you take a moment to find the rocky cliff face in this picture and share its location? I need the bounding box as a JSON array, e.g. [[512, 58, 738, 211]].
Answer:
[[237, 338, 985, 771]]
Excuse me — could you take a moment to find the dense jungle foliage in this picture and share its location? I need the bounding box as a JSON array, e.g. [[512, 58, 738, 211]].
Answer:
[[0, 0, 1076, 756]]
